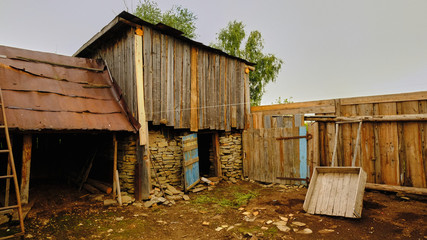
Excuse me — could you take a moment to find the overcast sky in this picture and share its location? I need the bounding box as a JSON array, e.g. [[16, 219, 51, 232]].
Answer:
[[1, 0, 426, 105]]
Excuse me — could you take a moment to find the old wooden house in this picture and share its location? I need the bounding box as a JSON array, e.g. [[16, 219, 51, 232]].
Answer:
[[0, 45, 139, 204], [74, 11, 254, 199]]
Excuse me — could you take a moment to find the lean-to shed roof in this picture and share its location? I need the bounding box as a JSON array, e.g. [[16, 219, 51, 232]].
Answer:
[[0, 45, 139, 132], [74, 11, 254, 66]]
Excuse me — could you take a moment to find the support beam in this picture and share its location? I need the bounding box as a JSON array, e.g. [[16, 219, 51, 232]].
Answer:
[[20, 134, 32, 205], [365, 183, 427, 196], [305, 113, 427, 122], [134, 28, 151, 200]]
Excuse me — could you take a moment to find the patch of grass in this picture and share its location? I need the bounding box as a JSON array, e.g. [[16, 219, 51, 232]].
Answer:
[[192, 190, 258, 209], [264, 226, 279, 238]]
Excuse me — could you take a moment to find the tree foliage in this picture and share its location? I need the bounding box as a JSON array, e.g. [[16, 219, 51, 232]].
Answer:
[[212, 21, 283, 106], [134, 0, 197, 39]]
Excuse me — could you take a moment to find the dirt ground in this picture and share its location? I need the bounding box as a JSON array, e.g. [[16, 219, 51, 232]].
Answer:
[[1, 180, 426, 239]]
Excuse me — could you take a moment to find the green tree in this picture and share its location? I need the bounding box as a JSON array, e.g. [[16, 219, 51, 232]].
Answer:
[[134, 0, 197, 39], [272, 96, 293, 105], [212, 21, 283, 106]]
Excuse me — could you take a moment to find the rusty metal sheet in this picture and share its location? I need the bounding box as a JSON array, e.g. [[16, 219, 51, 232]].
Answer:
[[0, 45, 138, 132]]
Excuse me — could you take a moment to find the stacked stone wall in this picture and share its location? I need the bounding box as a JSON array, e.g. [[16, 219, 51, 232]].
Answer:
[[219, 132, 243, 180], [117, 135, 137, 194]]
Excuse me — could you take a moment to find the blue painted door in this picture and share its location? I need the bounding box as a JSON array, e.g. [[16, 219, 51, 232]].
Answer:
[[182, 133, 200, 191], [299, 126, 308, 181]]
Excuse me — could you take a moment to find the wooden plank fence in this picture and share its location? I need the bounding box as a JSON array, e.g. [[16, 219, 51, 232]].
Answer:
[[246, 91, 427, 188]]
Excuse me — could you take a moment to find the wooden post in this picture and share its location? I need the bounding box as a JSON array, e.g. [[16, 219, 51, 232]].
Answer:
[[113, 134, 117, 199], [134, 27, 151, 200], [20, 134, 32, 205], [212, 133, 222, 177]]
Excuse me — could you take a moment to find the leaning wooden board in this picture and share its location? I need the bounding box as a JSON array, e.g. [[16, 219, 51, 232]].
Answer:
[[303, 167, 367, 218]]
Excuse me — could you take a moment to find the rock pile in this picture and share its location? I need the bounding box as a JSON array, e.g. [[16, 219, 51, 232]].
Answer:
[[219, 132, 243, 180]]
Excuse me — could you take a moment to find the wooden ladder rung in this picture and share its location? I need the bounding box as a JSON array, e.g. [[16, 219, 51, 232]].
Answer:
[[0, 175, 13, 179], [0, 209, 13, 215], [0, 231, 24, 240], [0, 149, 9, 153], [0, 205, 19, 211]]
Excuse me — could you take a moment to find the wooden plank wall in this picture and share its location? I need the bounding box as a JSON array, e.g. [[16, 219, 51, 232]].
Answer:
[[86, 26, 248, 131], [242, 115, 304, 184], [87, 28, 138, 117], [140, 27, 247, 131]]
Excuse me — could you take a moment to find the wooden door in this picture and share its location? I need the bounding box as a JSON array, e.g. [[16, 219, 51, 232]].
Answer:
[[182, 133, 200, 191]]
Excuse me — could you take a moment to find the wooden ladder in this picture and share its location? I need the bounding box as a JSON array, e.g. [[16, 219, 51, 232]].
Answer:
[[0, 88, 25, 239]]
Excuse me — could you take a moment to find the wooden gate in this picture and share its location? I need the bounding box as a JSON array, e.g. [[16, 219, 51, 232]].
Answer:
[[242, 115, 308, 184], [182, 133, 200, 191]]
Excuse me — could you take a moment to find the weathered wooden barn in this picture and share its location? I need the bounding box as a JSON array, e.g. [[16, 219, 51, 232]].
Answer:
[[74, 11, 254, 199], [0, 45, 139, 204]]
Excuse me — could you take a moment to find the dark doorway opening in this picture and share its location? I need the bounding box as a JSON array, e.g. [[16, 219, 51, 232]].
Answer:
[[197, 133, 214, 177]]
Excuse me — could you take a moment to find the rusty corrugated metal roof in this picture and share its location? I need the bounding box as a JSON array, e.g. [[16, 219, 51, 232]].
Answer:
[[0, 45, 139, 132]]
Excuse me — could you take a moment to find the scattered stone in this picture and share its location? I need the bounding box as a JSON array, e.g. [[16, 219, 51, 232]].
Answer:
[[276, 225, 291, 232], [144, 200, 156, 208], [238, 207, 245, 211], [103, 199, 117, 206], [278, 184, 287, 189], [132, 202, 143, 208], [330, 225, 338, 229], [122, 195, 135, 205], [227, 226, 235, 231], [261, 226, 268, 230], [221, 225, 229, 228], [165, 189, 174, 196], [192, 187, 207, 193], [182, 195, 190, 201], [291, 221, 306, 227], [235, 223, 242, 226], [202, 221, 210, 226], [166, 195, 182, 201], [166, 184, 182, 195], [279, 216, 288, 222], [115, 217, 124, 221], [253, 211, 259, 216], [266, 220, 273, 225], [208, 187, 214, 191], [273, 221, 287, 227], [288, 214, 294, 217], [296, 228, 312, 234], [215, 227, 223, 231], [107, 229, 113, 233], [156, 220, 167, 224], [319, 229, 335, 234], [243, 215, 257, 222], [92, 194, 104, 202], [25, 234, 33, 238], [230, 177, 237, 184], [242, 211, 251, 216]]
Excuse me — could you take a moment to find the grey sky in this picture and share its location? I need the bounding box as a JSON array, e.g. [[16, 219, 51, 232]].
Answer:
[[1, 0, 426, 105]]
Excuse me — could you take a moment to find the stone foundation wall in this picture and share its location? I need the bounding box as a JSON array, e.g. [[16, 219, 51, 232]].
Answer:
[[149, 130, 184, 187], [219, 132, 243, 180], [117, 135, 137, 194], [117, 130, 244, 195]]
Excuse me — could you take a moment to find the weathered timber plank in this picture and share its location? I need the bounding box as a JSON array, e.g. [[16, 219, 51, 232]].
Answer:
[[190, 47, 199, 131], [340, 91, 427, 105], [197, 50, 204, 129], [377, 103, 400, 185], [174, 41, 182, 128], [182, 44, 191, 129], [143, 27, 152, 121], [356, 104, 376, 183], [160, 34, 167, 123], [152, 31, 161, 125], [166, 36, 174, 126], [401, 101, 426, 187], [219, 56, 225, 130]]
